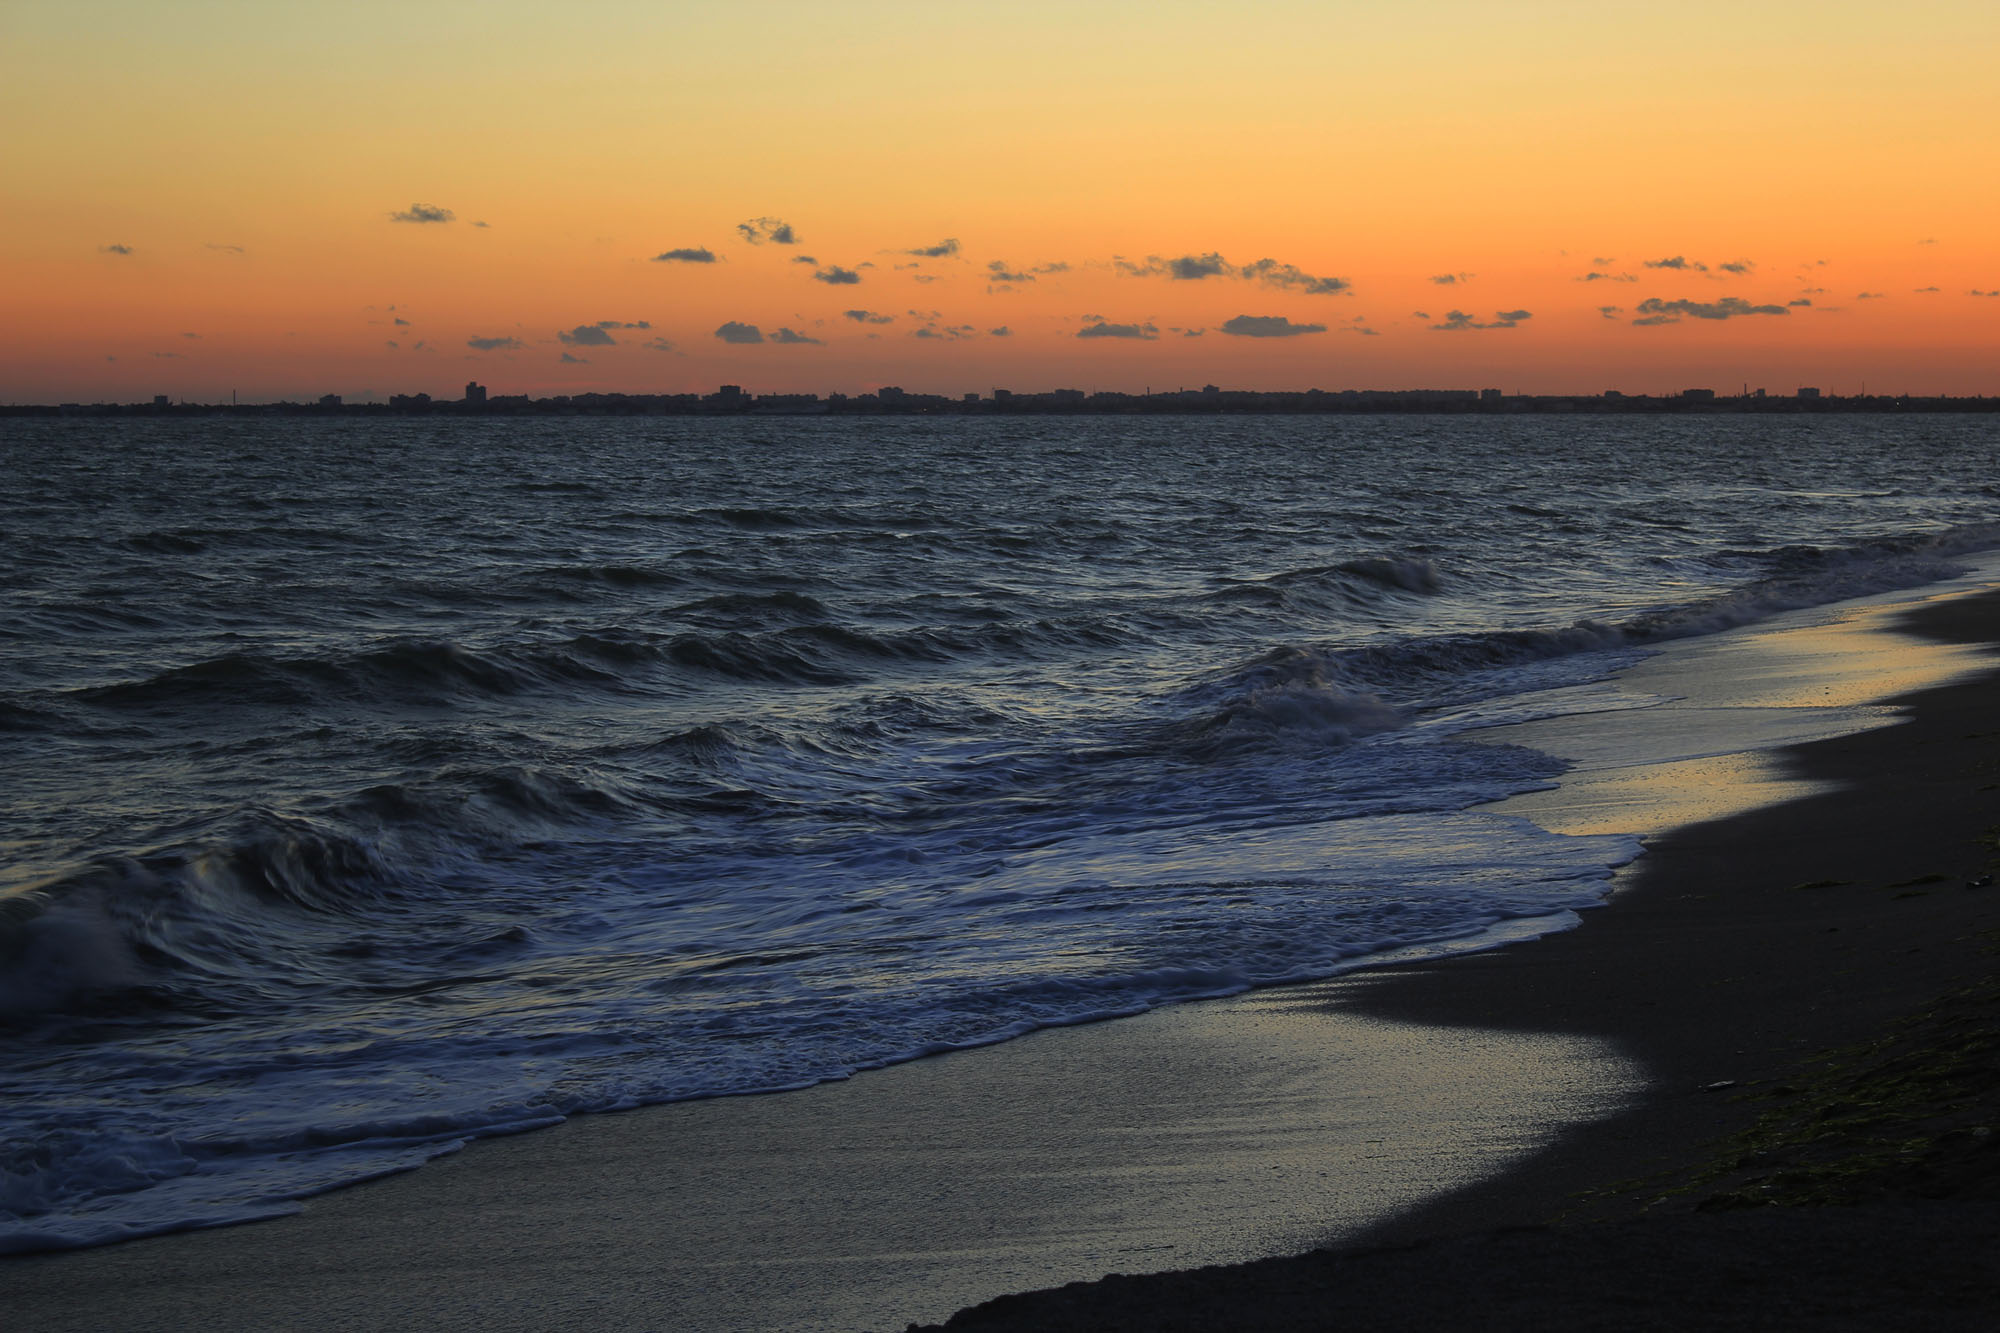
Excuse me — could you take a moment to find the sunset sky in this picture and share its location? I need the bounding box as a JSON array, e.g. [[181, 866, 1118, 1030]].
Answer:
[[5, 0, 1998, 402]]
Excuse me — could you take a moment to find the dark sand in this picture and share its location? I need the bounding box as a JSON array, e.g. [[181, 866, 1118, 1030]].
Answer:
[[9, 587, 2000, 1331], [916, 590, 2000, 1329]]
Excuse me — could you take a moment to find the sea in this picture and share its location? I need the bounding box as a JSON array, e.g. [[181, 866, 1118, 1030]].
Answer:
[[3, 411, 1998, 1255]]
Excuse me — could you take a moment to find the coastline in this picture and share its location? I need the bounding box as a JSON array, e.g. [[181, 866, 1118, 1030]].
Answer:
[[918, 587, 2000, 1328], [0, 927, 1644, 1333], [8, 581, 2000, 1329], [1358, 583, 2000, 1237]]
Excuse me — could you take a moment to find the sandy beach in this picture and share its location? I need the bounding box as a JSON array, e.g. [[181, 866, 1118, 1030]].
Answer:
[[9, 580, 2000, 1331]]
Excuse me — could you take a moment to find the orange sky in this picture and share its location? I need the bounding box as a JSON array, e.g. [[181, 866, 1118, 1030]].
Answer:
[[4, 1, 1997, 402]]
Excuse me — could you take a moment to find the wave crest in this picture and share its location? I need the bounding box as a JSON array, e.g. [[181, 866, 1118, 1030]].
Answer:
[[1166, 647, 1405, 757]]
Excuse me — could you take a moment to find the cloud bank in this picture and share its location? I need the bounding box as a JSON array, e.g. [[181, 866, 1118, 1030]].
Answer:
[[1432, 309, 1532, 330], [1117, 252, 1351, 295], [390, 204, 455, 224], [558, 320, 651, 346], [737, 217, 799, 245], [1219, 315, 1327, 337], [1631, 297, 1789, 325], [1077, 318, 1159, 340], [988, 260, 1069, 284]]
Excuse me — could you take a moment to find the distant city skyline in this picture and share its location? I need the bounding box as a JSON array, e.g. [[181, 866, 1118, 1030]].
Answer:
[[25, 379, 2000, 418], [14, 367, 1974, 411], [6, 3, 1998, 401]]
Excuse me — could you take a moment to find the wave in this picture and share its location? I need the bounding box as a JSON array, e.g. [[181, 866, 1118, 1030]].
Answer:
[[1204, 555, 1441, 614], [0, 815, 404, 1025], [1162, 647, 1407, 758], [1311, 555, 1443, 595], [1162, 522, 2000, 751], [52, 520, 1999, 765], [625, 722, 754, 764], [61, 610, 1148, 714], [338, 762, 661, 835], [63, 632, 811, 713], [647, 617, 1130, 684], [0, 782, 646, 1035], [0, 697, 67, 734], [660, 631, 863, 684], [530, 561, 688, 590], [692, 505, 807, 530], [71, 637, 630, 712], [1602, 528, 1993, 649], [11, 602, 176, 636], [668, 590, 832, 622]]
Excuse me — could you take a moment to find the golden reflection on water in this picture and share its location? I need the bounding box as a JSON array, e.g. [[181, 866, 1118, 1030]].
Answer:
[[1479, 588, 2000, 841], [1488, 750, 1824, 839]]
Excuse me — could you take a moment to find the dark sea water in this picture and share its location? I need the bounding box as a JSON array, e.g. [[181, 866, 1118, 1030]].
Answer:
[[4, 413, 1997, 1252]]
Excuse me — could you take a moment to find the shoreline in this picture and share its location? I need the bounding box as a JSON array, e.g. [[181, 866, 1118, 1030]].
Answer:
[[8, 581, 2000, 1329], [918, 588, 2000, 1328], [0, 930, 1646, 1332], [1346, 584, 2000, 1241]]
